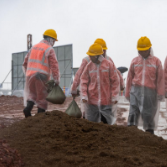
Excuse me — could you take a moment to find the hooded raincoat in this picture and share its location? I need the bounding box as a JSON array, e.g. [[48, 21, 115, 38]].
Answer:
[[164, 56, 167, 113], [80, 55, 120, 124], [22, 39, 60, 110], [164, 56, 167, 98], [125, 50, 164, 130], [71, 55, 118, 119]]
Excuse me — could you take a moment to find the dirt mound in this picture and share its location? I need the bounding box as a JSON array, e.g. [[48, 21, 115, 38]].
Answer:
[[0, 140, 23, 167], [0, 110, 167, 167]]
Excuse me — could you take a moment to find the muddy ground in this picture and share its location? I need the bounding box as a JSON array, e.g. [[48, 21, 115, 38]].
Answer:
[[1, 96, 167, 166], [1, 110, 167, 167], [0, 95, 167, 139], [0, 95, 127, 128]]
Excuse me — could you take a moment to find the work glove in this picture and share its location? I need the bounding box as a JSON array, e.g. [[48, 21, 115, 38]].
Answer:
[[71, 89, 80, 99], [157, 95, 164, 101], [82, 99, 87, 103], [121, 87, 125, 91], [112, 101, 118, 105], [46, 80, 56, 93]]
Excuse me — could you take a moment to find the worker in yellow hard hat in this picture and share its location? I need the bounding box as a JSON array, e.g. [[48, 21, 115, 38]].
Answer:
[[43, 29, 58, 46], [94, 38, 108, 58], [80, 43, 120, 124], [94, 38, 125, 124], [125, 36, 164, 134], [22, 29, 60, 118], [94, 38, 124, 89]]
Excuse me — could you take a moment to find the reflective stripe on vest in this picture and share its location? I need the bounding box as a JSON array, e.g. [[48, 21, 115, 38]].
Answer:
[[27, 67, 49, 75], [26, 42, 52, 76], [134, 64, 143, 67], [89, 70, 97, 74], [147, 64, 157, 68]]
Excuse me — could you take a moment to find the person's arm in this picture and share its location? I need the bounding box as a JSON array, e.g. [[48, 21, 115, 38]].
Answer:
[[125, 61, 134, 100], [80, 65, 90, 102], [22, 50, 31, 74], [156, 59, 164, 101], [71, 58, 89, 94], [164, 57, 167, 98], [109, 62, 120, 103], [47, 48, 60, 84]]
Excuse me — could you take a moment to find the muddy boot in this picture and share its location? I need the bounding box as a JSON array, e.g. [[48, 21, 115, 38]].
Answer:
[[38, 108, 45, 113], [23, 101, 34, 118], [146, 129, 154, 135]]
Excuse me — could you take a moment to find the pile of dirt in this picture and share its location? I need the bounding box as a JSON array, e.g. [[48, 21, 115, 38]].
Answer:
[[0, 139, 23, 167], [0, 110, 167, 167]]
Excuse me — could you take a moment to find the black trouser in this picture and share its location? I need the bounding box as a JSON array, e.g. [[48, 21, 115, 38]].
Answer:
[[38, 108, 45, 113], [23, 101, 45, 118], [145, 129, 154, 134], [101, 114, 108, 124]]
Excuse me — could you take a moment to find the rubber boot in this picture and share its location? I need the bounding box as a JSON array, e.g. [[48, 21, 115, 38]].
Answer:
[[38, 108, 45, 113], [23, 101, 34, 118], [146, 129, 154, 135]]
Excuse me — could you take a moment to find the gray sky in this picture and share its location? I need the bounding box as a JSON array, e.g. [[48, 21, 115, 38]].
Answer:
[[1, 0, 167, 85]]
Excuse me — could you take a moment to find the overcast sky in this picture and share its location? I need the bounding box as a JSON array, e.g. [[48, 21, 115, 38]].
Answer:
[[1, 0, 167, 86]]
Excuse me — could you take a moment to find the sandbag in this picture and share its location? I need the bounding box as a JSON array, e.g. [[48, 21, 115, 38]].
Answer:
[[46, 83, 66, 104], [65, 99, 82, 118]]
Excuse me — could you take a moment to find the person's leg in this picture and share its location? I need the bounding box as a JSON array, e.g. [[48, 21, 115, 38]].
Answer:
[[145, 129, 154, 134], [23, 76, 36, 118], [101, 114, 108, 124], [100, 105, 112, 124], [128, 93, 140, 127], [23, 101, 34, 118], [26, 76, 37, 104], [141, 87, 157, 135], [38, 108, 45, 113], [85, 104, 100, 122], [35, 73, 48, 112]]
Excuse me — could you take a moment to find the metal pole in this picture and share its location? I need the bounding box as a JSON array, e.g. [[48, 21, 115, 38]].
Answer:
[[27, 34, 32, 50], [1, 69, 12, 84]]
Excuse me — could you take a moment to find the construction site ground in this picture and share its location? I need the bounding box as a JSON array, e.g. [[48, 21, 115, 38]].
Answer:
[[1, 95, 167, 167], [0, 95, 167, 139]]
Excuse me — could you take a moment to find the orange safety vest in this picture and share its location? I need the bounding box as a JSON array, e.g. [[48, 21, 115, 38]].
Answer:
[[26, 42, 52, 77]]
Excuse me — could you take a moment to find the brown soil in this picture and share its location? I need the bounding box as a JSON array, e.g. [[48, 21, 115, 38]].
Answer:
[[0, 96, 81, 128], [0, 110, 167, 167], [0, 139, 23, 167]]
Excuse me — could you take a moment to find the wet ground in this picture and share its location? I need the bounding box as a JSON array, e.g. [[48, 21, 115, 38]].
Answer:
[[118, 97, 167, 139], [0, 95, 167, 139]]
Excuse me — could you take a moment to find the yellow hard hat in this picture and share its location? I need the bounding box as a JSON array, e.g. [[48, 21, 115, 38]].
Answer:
[[137, 36, 152, 51], [43, 29, 58, 41], [94, 38, 108, 50], [86, 43, 103, 56]]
